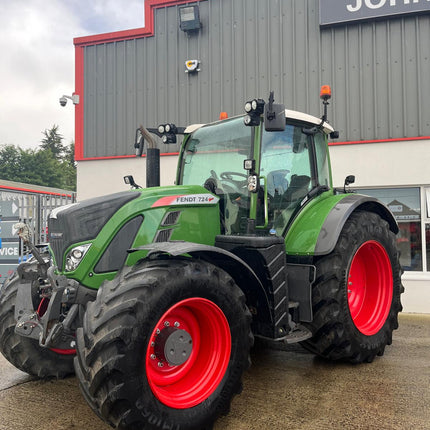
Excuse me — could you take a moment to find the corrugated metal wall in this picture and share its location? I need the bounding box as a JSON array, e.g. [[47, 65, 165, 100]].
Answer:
[[82, 0, 430, 158]]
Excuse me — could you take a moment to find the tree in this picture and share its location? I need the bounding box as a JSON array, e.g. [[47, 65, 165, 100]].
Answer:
[[0, 145, 21, 181], [60, 142, 77, 190], [40, 125, 65, 161], [0, 126, 76, 191]]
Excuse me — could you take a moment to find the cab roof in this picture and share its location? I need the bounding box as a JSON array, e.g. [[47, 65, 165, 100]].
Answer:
[[184, 109, 334, 134]]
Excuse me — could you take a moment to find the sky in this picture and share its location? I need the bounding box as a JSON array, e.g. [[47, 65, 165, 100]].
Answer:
[[0, 0, 145, 150]]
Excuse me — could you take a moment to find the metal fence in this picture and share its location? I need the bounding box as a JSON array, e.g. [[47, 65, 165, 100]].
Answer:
[[0, 183, 76, 284]]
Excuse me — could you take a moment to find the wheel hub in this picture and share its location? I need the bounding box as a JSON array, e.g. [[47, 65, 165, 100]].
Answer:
[[145, 297, 232, 409], [154, 327, 193, 366], [347, 240, 393, 335]]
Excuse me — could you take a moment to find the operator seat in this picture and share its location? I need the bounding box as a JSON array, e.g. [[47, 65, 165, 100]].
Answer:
[[283, 174, 311, 204], [266, 170, 289, 198]]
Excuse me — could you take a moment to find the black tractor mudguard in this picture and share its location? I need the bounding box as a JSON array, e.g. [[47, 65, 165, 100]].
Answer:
[[314, 194, 398, 256]]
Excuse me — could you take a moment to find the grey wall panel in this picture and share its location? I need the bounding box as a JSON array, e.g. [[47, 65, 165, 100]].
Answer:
[[82, 0, 430, 158]]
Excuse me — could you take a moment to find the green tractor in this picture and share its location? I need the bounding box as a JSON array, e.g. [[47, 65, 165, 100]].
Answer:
[[0, 88, 403, 430]]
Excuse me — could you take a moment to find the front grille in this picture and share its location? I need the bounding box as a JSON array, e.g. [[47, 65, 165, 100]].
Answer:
[[48, 191, 139, 270]]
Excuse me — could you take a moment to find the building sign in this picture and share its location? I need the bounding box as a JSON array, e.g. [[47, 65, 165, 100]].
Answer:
[[0, 199, 20, 284], [320, 0, 430, 26]]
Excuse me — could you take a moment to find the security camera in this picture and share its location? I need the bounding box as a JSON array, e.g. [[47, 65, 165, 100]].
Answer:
[[59, 96, 68, 107]]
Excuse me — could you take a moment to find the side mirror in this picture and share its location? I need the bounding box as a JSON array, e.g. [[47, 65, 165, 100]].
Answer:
[[344, 175, 355, 193], [134, 128, 144, 156], [124, 175, 141, 189], [345, 175, 355, 186], [264, 92, 285, 131]]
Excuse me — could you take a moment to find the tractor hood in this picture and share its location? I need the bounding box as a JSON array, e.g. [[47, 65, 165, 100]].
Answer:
[[48, 185, 221, 288]]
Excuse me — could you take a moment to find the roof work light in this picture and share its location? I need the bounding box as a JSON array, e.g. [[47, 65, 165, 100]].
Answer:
[[158, 124, 178, 144], [243, 99, 265, 126]]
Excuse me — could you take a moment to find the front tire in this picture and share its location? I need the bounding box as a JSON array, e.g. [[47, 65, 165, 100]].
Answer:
[[0, 273, 75, 378], [74, 258, 253, 430], [301, 211, 403, 363]]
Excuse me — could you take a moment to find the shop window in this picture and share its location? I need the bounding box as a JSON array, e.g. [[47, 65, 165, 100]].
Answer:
[[426, 224, 430, 270], [356, 187, 422, 271]]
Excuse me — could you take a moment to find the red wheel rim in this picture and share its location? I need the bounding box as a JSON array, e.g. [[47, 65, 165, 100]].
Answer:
[[146, 297, 231, 409], [347, 240, 393, 336]]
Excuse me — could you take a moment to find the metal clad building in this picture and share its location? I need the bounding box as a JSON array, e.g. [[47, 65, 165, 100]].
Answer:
[[73, 0, 430, 313], [75, 0, 430, 159], [0, 180, 76, 284]]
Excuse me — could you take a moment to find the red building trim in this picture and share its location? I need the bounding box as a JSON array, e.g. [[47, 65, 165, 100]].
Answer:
[[0, 185, 73, 198], [73, 0, 199, 161], [328, 136, 430, 146], [74, 45, 85, 161], [77, 152, 180, 162], [74, 0, 199, 47], [72, 0, 430, 161]]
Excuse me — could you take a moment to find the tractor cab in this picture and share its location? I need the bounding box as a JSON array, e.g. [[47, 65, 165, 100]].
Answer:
[[178, 107, 333, 237]]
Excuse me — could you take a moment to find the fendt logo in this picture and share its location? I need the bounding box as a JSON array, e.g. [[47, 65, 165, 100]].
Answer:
[[320, 0, 430, 26]]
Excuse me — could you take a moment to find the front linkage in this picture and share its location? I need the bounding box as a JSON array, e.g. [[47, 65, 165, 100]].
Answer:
[[14, 262, 95, 352], [4, 223, 95, 361]]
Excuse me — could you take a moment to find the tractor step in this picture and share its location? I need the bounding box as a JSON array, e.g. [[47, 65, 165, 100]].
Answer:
[[283, 324, 312, 344]]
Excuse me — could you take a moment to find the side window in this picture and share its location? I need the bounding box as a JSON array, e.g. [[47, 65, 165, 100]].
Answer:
[[260, 125, 312, 231], [314, 132, 332, 188]]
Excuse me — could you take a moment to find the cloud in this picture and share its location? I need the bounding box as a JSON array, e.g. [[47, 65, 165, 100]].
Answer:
[[0, 0, 144, 150]]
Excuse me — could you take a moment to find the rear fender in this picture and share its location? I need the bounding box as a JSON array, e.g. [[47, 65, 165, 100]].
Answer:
[[314, 194, 398, 256]]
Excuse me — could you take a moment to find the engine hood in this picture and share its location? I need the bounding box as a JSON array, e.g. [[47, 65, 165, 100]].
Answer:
[[48, 185, 221, 285]]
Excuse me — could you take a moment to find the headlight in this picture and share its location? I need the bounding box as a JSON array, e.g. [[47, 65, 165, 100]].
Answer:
[[65, 244, 91, 272], [247, 174, 258, 192]]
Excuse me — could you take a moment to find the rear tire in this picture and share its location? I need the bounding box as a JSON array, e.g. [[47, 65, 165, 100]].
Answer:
[[74, 257, 253, 430], [301, 211, 403, 363], [0, 273, 75, 378]]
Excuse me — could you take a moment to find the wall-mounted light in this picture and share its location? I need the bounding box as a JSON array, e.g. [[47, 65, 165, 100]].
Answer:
[[179, 5, 201, 32], [185, 59, 200, 73]]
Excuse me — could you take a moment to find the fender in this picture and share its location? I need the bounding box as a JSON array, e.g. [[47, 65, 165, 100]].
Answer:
[[129, 241, 274, 336], [314, 193, 398, 255]]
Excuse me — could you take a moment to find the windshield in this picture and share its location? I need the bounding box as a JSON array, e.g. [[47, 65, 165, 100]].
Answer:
[[180, 117, 252, 234]]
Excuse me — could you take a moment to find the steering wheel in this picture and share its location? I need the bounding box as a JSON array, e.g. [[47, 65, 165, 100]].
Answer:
[[218, 171, 248, 196], [220, 172, 248, 181]]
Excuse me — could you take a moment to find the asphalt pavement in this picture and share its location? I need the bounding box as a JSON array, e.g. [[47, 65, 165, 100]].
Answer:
[[0, 313, 429, 430]]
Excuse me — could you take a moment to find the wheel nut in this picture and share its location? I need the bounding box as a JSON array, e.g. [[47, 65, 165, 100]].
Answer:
[[156, 328, 160, 334], [150, 354, 156, 360], [174, 321, 180, 327], [164, 321, 170, 327], [158, 362, 164, 367]]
